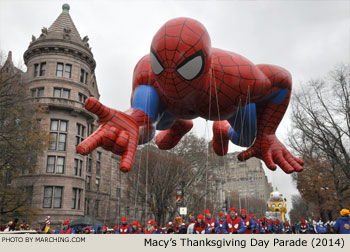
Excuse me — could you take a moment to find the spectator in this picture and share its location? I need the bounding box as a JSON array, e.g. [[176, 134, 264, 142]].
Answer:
[[334, 209, 350, 234]]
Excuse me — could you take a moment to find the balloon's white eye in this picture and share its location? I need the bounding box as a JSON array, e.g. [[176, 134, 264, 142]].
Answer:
[[150, 50, 164, 75], [176, 50, 204, 81]]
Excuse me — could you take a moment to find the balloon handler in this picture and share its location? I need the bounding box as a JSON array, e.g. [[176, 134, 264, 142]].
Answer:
[[77, 17, 304, 174]]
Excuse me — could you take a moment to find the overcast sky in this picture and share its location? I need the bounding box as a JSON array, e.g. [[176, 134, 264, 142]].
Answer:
[[1, 0, 349, 216]]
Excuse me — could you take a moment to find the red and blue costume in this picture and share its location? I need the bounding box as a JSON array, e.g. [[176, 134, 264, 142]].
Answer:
[[60, 220, 72, 234], [205, 209, 218, 234], [77, 17, 304, 174], [284, 220, 291, 233], [215, 212, 228, 234], [240, 209, 255, 234], [193, 214, 209, 234], [116, 217, 132, 234], [226, 208, 245, 234]]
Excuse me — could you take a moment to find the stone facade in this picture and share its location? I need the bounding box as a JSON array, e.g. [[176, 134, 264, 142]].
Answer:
[[218, 152, 273, 211], [9, 4, 134, 228]]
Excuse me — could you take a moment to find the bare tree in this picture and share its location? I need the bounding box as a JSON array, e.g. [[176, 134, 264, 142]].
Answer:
[[127, 132, 218, 225], [0, 56, 47, 223], [288, 64, 350, 211], [289, 195, 309, 224]]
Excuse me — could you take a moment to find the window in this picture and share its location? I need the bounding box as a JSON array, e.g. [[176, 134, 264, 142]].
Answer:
[[76, 124, 86, 153], [78, 93, 87, 103], [43, 187, 52, 208], [38, 88, 44, 97], [46, 156, 65, 174], [80, 69, 88, 83], [31, 87, 44, 97], [74, 159, 83, 176], [72, 188, 82, 210], [96, 178, 100, 191], [56, 63, 72, 78], [87, 153, 92, 173], [56, 63, 64, 77], [96, 152, 101, 176], [53, 187, 63, 208], [31, 89, 36, 97], [88, 124, 94, 135], [86, 176, 91, 190], [49, 120, 67, 151], [80, 69, 85, 83], [64, 64, 72, 78], [43, 186, 63, 208], [116, 188, 121, 198], [34, 64, 39, 77], [53, 88, 70, 99], [85, 198, 90, 215], [93, 200, 99, 217], [56, 157, 65, 173], [39, 62, 46, 76]]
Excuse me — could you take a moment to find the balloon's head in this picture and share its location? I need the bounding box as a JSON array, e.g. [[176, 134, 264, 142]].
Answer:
[[150, 17, 212, 101]]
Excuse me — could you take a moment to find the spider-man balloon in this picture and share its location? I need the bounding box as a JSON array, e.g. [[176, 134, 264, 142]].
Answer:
[[77, 17, 304, 174]]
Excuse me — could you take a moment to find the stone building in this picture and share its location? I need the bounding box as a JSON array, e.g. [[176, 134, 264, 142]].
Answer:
[[3, 4, 139, 228], [215, 152, 273, 214]]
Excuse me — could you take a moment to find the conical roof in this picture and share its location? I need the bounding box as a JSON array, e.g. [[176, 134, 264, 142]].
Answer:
[[48, 4, 82, 43], [24, 3, 95, 71]]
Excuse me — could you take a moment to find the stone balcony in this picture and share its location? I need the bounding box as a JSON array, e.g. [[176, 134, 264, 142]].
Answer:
[[30, 96, 95, 120]]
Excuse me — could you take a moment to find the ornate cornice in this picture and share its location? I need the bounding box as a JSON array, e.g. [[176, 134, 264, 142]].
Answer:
[[24, 41, 96, 72]]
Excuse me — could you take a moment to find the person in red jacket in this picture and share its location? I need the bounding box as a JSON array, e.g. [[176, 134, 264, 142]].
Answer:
[[240, 209, 254, 234], [117, 217, 131, 234], [131, 221, 141, 234], [144, 220, 157, 234], [102, 225, 110, 234], [205, 209, 218, 234], [284, 220, 291, 233], [226, 208, 245, 234], [60, 220, 72, 234], [83, 226, 91, 234], [260, 217, 270, 233], [193, 214, 209, 234]]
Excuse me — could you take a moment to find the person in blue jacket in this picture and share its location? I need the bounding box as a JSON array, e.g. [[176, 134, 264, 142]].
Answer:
[[334, 209, 350, 234]]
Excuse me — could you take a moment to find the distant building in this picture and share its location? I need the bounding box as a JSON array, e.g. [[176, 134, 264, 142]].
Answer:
[[214, 152, 273, 214]]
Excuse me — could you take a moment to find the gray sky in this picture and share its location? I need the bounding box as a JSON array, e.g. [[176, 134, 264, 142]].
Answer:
[[1, 0, 349, 216]]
